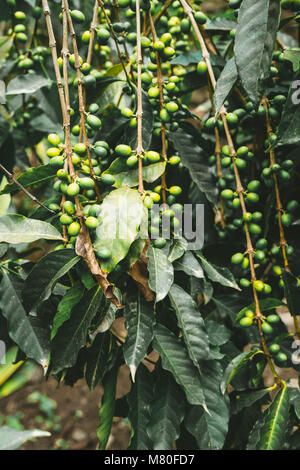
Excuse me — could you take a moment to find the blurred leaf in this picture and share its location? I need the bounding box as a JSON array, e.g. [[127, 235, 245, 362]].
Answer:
[[0, 214, 63, 244], [0, 426, 50, 450], [7, 74, 51, 95]]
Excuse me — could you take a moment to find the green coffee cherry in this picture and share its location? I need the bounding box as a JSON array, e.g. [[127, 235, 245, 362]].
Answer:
[[197, 61, 207, 75], [231, 252, 244, 264], [60, 213, 73, 225], [126, 155, 138, 167], [101, 174, 115, 185], [97, 247, 112, 260], [47, 147, 61, 158], [49, 156, 64, 168], [78, 177, 94, 189], [266, 314, 280, 324], [253, 280, 265, 292], [261, 322, 273, 334], [153, 237, 167, 249], [71, 10, 85, 23], [115, 144, 132, 157], [85, 216, 99, 229], [169, 186, 182, 196], [67, 182, 80, 197], [281, 213, 292, 227], [63, 201, 76, 215], [221, 189, 234, 200], [239, 317, 253, 328], [269, 343, 280, 354], [68, 222, 81, 237], [276, 352, 288, 363], [146, 151, 160, 163], [73, 143, 87, 156]]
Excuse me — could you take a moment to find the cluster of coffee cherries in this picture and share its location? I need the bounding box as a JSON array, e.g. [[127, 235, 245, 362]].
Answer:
[[238, 308, 288, 364], [204, 57, 298, 293], [5, 7, 50, 73]]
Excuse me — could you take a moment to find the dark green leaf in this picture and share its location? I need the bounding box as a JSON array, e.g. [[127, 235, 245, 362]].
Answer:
[[85, 332, 111, 391], [147, 245, 174, 303], [234, 0, 281, 105], [282, 270, 300, 317], [97, 366, 118, 450], [174, 251, 204, 278], [124, 291, 155, 381], [127, 364, 153, 450], [0, 271, 50, 368], [23, 249, 80, 313], [168, 237, 188, 263], [231, 387, 273, 415], [148, 370, 185, 450], [196, 252, 240, 290], [221, 350, 264, 394], [185, 361, 230, 450], [50, 285, 103, 373], [214, 57, 238, 117], [51, 282, 85, 339], [258, 386, 290, 450], [168, 284, 209, 367], [0, 165, 57, 195], [153, 323, 206, 407], [205, 320, 231, 346], [275, 77, 300, 147], [169, 129, 218, 205], [283, 48, 300, 71], [206, 17, 237, 31]]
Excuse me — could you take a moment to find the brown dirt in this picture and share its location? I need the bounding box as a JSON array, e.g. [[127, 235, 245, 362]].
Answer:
[[0, 365, 131, 450]]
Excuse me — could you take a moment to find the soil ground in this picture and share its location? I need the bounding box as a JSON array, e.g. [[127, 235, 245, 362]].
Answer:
[[0, 365, 131, 450]]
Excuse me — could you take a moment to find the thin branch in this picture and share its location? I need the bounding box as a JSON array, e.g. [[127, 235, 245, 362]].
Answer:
[[63, 0, 102, 203], [86, 0, 99, 65], [178, 0, 282, 381], [262, 97, 289, 272], [147, 11, 167, 204], [0, 163, 56, 214], [136, 0, 144, 194], [43, 0, 121, 308], [97, 0, 133, 87], [145, 0, 173, 37]]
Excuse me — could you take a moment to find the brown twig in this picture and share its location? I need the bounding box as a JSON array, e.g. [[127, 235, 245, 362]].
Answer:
[[63, 0, 102, 203], [145, 0, 173, 37], [86, 0, 99, 66], [97, 0, 132, 86], [136, 0, 144, 194], [147, 11, 168, 204], [262, 97, 289, 272], [179, 0, 281, 381], [43, 0, 120, 308]]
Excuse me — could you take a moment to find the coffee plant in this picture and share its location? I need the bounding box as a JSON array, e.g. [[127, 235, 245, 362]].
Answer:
[[0, 0, 300, 451]]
